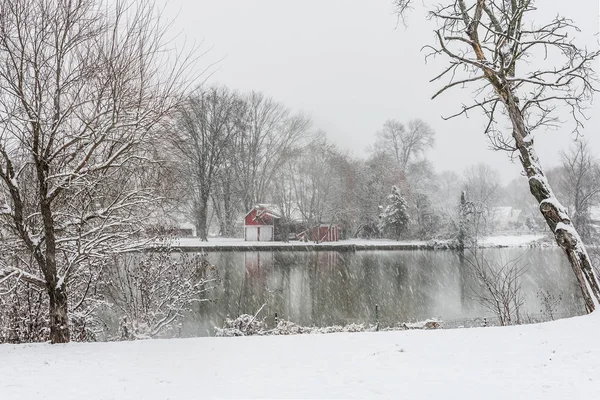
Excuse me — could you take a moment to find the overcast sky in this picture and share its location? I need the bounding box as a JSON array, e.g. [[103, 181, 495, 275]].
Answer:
[[160, 0, 600, 184]]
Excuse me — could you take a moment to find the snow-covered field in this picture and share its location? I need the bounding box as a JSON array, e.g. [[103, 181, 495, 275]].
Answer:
[[1, 312, 598, 399], [477, 233, 547, 247]]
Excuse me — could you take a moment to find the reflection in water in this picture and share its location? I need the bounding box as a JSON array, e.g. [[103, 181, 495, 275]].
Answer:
[[183, 249, 584, 337]]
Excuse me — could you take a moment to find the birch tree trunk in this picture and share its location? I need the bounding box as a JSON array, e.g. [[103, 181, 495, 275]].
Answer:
[[504, 94, 600, 311], [393, 0, 600, 312]]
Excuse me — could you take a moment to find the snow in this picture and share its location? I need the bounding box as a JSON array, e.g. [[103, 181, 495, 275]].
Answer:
[[1, 313, 599, 399], [477, 233, 546, 247], [55, 275, 65, 290], [555, 222, 578, 237], [590, 206, 600, 222], [172, 235, 546, 249], [172, 237, 429, 249], [540, 197, 570, 221], [523, 132, 535, 143]]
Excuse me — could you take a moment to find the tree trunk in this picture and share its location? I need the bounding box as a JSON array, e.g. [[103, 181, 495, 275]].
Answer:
[[504, 93, 600, 312], [458, 191, 467, 250], [197, 194, 209, 242], [211, 194, 226, 236], [223, 182, 235, 237], [48, 286, 70, 344]]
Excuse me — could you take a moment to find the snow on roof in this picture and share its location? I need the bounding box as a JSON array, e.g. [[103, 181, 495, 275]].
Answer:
[[247, 204, 307, 222], [253, 204, 282, 219]]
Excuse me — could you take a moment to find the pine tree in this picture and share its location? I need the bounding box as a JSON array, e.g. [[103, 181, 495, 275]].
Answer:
[[379, 186, 410, 240]]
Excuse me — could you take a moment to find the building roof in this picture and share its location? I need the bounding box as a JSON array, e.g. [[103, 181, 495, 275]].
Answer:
[[245, 204, 282, 220]]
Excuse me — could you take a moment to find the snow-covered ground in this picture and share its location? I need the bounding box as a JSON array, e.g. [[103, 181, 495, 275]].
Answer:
[[1, 313, 598, 399], [171, 234, 547, 249], [478, 233, 546, 247]]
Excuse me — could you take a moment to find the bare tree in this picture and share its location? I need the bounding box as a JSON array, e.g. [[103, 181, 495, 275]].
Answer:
[[556, 140, 600, 243], [0, 0, 196, 343], [465, 250, 527, 326], [394, 0, 600, 311], [375, 119, 435, 173], [172, 86, 245, 241], [290, 135, 340, 239], [234, 92, 311, 213], [211, 154, 238, 237], [103, 248, 218, 340], [463, 163, 501, 237]]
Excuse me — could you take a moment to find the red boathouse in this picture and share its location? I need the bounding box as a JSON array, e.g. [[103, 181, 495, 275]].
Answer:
[[244, 204, 280, 241]]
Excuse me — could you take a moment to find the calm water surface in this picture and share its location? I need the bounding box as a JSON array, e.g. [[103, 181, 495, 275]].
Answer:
[[182, 248, 583, 336]]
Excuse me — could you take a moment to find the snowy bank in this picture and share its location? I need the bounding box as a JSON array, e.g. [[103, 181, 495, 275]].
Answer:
[[213, 314, 441, 336], [1, 313, 598, 399], [168, 234, 547, 252], [477, 233, 547, 248]]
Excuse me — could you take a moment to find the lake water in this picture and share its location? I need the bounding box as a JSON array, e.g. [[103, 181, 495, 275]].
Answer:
[[181, 248, 584, 336]]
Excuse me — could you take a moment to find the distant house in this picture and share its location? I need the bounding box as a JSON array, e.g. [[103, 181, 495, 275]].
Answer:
[[243, 204, 341, 242], [244, 204, 281, 241], [175, 222, 196, 237], [491, 206, 523, 231], [142, 213, 197, 237]]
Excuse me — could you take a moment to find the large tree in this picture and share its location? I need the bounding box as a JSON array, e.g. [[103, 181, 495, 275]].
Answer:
[[172, 86, 245, 241], [0, 0, 195, 343], [374, 119, 435, 174], [290, 135, 341, 233], [394, 0, 600, 311], [556, 140, 600, 243], [234, 92, 310, 213], [463, 163, 501, 237]]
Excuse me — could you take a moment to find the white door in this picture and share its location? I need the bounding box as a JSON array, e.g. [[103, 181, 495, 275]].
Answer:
[[260, 226, 273, 241], [246, 226, 258, 241]]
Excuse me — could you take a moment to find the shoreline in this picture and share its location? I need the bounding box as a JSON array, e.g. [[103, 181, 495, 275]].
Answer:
[[159, 234, 550, 252]]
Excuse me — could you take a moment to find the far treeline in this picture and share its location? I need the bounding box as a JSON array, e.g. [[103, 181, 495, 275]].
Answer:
[[166, 85, 600, 247]]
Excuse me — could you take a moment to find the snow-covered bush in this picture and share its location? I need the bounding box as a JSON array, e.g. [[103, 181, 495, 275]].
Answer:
[[215, 314, 267, 337], [215, 316, 442, 337], [537, 289, 563, 321], [103, 248, 219, 340], [0, 287, 48, 344], [465, 251, 527, 326]]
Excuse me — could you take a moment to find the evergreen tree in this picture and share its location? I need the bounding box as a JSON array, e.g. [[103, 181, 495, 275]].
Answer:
[[379, 186, 410, 240]]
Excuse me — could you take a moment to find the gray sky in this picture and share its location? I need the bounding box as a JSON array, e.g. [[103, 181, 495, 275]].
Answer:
[[161, 0, 600, 184]]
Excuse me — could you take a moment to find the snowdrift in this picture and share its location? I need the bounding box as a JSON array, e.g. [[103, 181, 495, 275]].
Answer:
[[1, 313, 598, 399]]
